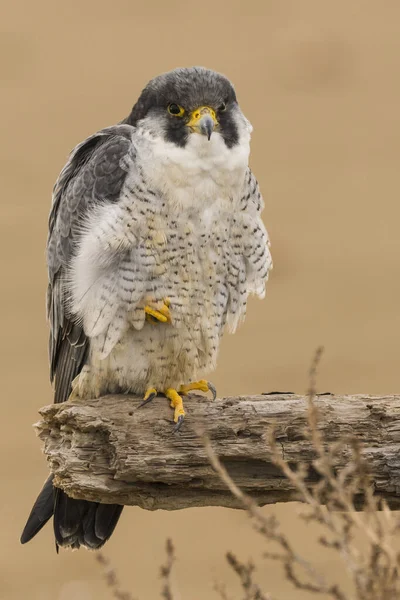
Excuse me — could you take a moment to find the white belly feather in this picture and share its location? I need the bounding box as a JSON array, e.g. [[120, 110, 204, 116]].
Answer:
[[69, 129, 270, 398]]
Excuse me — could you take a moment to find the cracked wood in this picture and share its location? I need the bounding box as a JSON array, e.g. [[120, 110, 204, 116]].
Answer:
[[35, 393, 400, 510]]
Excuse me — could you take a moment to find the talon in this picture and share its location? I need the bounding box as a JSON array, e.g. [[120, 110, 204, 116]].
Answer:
[[173, 415, 184, 433], [179, 379, 217, 400], [138, 387, 158, 408], [208, 381, 217, 401]]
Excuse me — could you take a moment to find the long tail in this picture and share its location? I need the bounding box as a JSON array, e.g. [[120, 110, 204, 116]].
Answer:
[[21, 475, 123, 550]]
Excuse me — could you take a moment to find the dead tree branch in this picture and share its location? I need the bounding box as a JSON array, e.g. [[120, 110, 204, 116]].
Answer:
[[35, 393, 400, 510]]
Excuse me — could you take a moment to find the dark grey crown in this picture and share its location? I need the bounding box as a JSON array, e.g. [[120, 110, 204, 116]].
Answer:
[[126, 67, 240, 148]]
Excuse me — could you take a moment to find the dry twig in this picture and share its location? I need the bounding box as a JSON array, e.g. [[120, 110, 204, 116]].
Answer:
[[203, 347, 400, 599], [160, 538, 176, 600], [95, 552, 135, 600], [226, 552, 272, 600], [214, 581, 234, 600]]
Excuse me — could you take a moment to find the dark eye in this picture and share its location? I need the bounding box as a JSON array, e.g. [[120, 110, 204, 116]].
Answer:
[[168, 103, 185, 117], [219, 102, 227, 112]]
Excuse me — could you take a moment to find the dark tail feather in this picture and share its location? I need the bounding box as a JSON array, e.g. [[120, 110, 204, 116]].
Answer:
[[21, 479, 123, 550], [53, 490, 123, 550], [20, 476, 55, 544], [80, 502, 123, 549], [94, 503, 124, 541], [53, 488, 85, 545]]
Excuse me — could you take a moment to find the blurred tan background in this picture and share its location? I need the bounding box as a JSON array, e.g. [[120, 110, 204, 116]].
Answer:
[[1, 1, 400, 598]]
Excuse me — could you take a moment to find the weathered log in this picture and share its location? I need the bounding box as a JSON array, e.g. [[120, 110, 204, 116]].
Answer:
[[35, 393, 400, 510]]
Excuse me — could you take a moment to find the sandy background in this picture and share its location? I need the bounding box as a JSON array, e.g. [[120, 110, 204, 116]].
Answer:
[[1, 1, 400, 598]]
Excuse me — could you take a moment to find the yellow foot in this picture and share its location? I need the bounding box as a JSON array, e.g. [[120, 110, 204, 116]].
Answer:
[[138, 384, 189, 433], [179, 379, 217, 400], [165, 388, 185, 431], [144, 299, 171, 323]]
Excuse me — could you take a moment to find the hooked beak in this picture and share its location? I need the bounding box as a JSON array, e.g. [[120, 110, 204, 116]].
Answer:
[[186, 106, 218, 140]]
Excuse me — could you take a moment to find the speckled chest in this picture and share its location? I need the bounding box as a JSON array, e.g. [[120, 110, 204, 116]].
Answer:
[[124, 193, 236, 320], [79, 195, 241, 395], [113, 128, 252, 323]]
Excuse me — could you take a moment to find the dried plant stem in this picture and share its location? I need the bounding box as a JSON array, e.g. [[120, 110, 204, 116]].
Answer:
[[214, 581, 234, 600], [226, 552, 273, 600], [95, 552, 134, 600], [202, 431, 346, 599], [160, 538, 176, 600], [203, 347, 400, 600]]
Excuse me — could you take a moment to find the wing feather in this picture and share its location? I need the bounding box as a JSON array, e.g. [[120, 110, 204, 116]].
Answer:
[[225, 168, 272, 331], [47, 124, 134, 401]]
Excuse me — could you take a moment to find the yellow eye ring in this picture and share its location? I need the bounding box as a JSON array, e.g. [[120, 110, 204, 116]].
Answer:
[[168, 103, 185, 117]]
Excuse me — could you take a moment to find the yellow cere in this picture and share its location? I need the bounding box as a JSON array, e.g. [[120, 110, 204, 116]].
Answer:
[[186, 106, 218, 128]]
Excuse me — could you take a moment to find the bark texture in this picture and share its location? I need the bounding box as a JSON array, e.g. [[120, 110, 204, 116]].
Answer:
[[35, 393, 400, 510]]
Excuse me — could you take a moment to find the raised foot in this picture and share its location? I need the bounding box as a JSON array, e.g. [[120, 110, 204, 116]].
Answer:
[[144, 298, 171, 323], [179, 379, 217, 400]]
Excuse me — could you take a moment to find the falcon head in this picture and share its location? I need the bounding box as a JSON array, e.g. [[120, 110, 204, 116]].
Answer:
[[126, 67, 252, 150]]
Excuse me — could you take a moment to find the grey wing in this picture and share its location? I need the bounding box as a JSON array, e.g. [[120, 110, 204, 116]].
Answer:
[[239, 168, 272, 293], [225, 168, 272, 332], [47, 124, 134, 403]]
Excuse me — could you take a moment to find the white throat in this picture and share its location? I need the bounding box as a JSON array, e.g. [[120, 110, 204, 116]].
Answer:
[[132, 122, 252, 212]]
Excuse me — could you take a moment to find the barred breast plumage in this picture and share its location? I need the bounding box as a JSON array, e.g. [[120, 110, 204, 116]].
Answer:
[[70, 126, 271, 398]]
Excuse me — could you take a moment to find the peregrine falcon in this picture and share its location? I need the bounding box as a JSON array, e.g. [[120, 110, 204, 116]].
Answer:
[[21, 67, 272, 550]]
